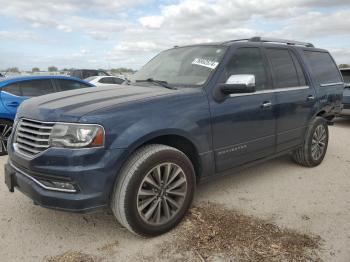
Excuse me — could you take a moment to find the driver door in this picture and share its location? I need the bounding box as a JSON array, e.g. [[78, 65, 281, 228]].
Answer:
[[209, 47, 276, 173]]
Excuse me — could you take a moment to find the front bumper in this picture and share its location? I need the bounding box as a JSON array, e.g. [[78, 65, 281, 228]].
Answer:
[[5, 145, 127, 213]]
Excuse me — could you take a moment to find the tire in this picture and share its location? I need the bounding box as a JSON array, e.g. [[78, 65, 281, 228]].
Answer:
[[0, 119, 13, 156], [293, 117, 329, 167], [111, 144, 196, 237]]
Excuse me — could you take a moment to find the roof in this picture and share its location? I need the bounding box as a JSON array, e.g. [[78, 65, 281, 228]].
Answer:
[[176, 36, 317, 49], [0, 75, 92, 87]]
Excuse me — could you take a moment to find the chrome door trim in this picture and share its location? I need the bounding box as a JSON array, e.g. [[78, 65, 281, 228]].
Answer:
[[320, 82, 344, 87], [229, 86, 309, 97]]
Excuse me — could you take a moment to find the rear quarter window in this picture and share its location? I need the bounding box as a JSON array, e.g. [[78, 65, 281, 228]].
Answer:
[[304, 51, 342, 85]]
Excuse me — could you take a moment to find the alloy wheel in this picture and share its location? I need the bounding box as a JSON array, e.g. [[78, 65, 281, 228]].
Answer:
[[0, 123, 12, 154], [137, 162, 188, 225], [311, 124, 327, 161]]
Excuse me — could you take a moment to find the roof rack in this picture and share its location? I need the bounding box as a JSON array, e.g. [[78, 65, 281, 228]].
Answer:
[[225, 37, 314, 48]]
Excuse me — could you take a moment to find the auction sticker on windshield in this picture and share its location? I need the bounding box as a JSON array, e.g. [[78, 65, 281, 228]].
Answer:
[[192, 58, 219, 69]]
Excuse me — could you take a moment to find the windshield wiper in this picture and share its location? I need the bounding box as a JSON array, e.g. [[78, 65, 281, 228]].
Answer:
[[135, 78, 177, 90]]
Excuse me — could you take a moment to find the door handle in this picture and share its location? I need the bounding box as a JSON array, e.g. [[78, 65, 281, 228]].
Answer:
[[261, 101, 272, 109], [6, 101, 19, 107], [306, 95, 315, 102]]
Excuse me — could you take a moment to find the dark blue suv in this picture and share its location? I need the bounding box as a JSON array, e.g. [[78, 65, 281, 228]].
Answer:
[[5, 37, 343, 236]]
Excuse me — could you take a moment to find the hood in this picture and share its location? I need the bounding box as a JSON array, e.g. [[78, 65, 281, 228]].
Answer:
[[17, 85, 176, 122]]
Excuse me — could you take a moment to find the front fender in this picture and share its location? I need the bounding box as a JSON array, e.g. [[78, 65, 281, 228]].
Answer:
[[110, 116, 208, 154]]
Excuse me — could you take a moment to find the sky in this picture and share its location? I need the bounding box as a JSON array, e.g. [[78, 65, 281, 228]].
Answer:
[[0, 0, 349, 71]]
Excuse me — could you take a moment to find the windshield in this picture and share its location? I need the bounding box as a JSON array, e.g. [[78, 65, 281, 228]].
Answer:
[[130, 46, 227, 87]]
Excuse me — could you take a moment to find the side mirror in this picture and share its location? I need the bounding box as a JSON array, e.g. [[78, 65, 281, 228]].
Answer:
[[219, 74, 256, 95]]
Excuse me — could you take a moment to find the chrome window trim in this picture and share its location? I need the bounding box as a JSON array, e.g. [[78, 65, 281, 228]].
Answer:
[[229, 86, 309, 97], [320, 82, 344, 87], [9, 160, 77, 193]]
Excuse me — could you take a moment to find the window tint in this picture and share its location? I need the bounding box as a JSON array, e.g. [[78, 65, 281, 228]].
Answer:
[[223, 48, 267, 91], [304, 51, 342, 85], [290, 52, 307, 86], [97, 71, 109, 76], [20, 80, 55, 97], [114, 78, 125, 84], [341, 70, 350, 83], [3, 83, 21, 96], [58, 80, 90, 91], [99, 77, 115, 84], [267, 49, 300, 88]]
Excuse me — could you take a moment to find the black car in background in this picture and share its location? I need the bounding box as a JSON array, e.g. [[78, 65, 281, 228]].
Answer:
[[70, 69, 110, 79], [340, 68, 350, 115]]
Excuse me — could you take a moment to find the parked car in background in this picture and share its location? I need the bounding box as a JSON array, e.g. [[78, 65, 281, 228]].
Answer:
[[5, 37, 343, 237], [340, 68, 350, 115], [70, 69, 110, 79], [85, 76, 125, 86], [0, 75, 94, 155]]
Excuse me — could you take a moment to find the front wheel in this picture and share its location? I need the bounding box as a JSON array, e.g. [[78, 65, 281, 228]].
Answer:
[[0, 119, 13, 156], [111, 144, 195, 237], [293, 117, 329, 167]]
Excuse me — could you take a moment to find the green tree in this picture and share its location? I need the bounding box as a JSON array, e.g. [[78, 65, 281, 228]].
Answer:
[[48, 66, 58, 72], [32, 67, 40, 73], [339, 64, 350, 69], [6, 67, 20, 73]]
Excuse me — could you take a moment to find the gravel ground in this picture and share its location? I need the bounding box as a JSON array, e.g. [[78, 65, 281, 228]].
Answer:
[[0, 118, 349, 262]]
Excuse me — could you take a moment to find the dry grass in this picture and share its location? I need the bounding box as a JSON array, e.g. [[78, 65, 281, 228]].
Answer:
[[46, 251, 97, 262], [162, 202, 322, 261]]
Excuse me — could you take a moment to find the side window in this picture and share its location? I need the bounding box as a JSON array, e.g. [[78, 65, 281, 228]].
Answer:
[[98, 77, 115, 84], [98, 71, 108, 76], [2, 83, 22, 96], [58, 80, 90, 91], [304, 51, 342, 85], [20, 80, 55, 97], [267, 49, 300, 88], [341, 70, 350, 83], [114, 78, 125, 84], [290, 52, 307, 86], [223, 48, 268, 91]]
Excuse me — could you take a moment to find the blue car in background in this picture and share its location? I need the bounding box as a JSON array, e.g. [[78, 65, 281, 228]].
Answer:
[[0, 75, 94, 155]]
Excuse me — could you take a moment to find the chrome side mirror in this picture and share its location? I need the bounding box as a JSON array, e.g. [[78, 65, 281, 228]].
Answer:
[[220, 74, 256, 95]]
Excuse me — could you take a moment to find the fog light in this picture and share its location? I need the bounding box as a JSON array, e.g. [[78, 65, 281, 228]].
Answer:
[[52, 181, 76, 191], [39, 180, 77, 193]]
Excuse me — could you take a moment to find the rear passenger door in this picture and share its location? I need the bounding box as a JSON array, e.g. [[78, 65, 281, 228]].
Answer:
[[265, 48, 316, 152], [211, 47, 276, 173]]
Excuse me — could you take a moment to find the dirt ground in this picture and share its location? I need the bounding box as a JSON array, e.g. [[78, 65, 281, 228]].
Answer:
[[0, 118, 349, 262]]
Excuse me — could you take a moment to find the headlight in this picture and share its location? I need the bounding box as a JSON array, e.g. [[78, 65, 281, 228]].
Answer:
[[50, 123, 104, 148]]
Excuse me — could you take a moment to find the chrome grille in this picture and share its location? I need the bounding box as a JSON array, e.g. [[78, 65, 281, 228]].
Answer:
[[14, 119, 54, 157]]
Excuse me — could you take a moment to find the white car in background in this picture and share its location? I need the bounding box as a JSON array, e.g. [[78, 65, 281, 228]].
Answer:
[[85, 76, 125, 87]]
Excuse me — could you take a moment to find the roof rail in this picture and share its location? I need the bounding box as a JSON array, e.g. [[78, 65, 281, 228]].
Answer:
[[250, 37, 314, 47], [224, 37, 314, 48]]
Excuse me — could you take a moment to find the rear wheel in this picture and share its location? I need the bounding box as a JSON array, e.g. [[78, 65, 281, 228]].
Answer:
[[111, 144, 195, 237], [293, 117, 329, 167], [0, 120, 13, 156]]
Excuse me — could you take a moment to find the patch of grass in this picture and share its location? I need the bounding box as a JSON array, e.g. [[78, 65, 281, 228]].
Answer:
[[166, 202, 322, 261], [46, 251, 97, 262]]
